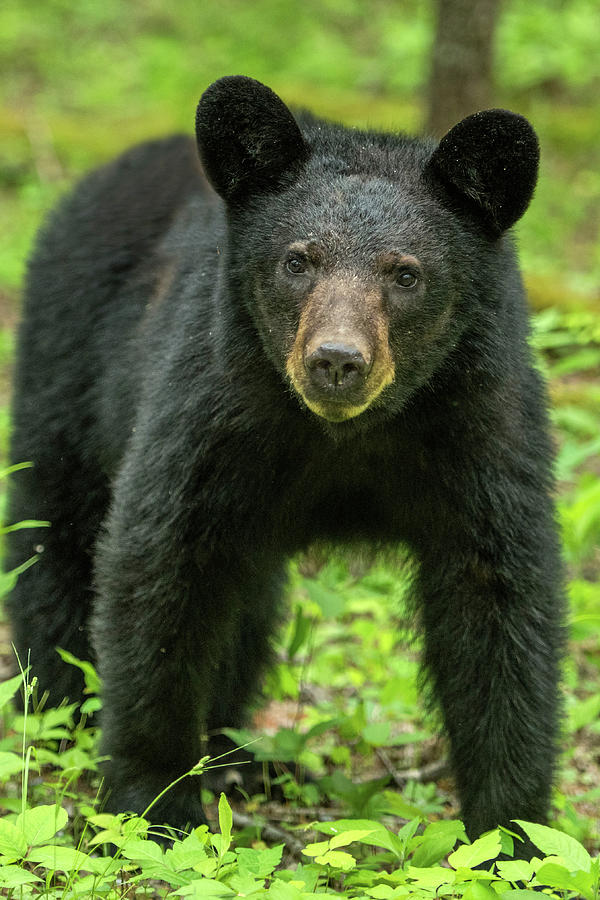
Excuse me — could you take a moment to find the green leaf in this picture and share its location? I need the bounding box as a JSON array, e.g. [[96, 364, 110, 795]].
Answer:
[[236, 844, 284, 878], [16, 805, 68, 846], [305, 580, 345, 618], [363, 886, 397, 898], [462, 882, 498, 900], [329, 828, 376, 849], [287, 604, 312, 658], [411, 821, 466, 867], [407, 865, 454, 889], [313, 819, 401, 854], [264, 882, 305, 900], [495, 858, 533, 883], [0, 751, 24, 779], [27, 845, 93, 872], [535, 861, 595, 898], [498, 892, 542, 899], [217, 792, 232, 854], [362, 721, 391, 746], [314, 849, 356, 870], [514, 820, 591, 871], [0, 462, 33, 478], [166, 832, 209, 872], [56, 648, 102, 694], [119, 837, 164, 863], [0, 819, 28, 859], [412, 833, 456, 867], [448, 829, 501, 869], [0, 865, 43, 886], [380, 790, 425, 820], [1, 519, 50, 533], [0, 673, 24, 710], [302, 840, 330, 857], [173, 878, 236, 896]]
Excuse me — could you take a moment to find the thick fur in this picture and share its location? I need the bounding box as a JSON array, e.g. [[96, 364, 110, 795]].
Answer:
[[6, 76, 564, 839]]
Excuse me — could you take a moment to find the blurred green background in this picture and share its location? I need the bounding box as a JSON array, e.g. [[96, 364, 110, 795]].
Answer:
[[0, 0, 598, 849], [1, 0, 600, 296]]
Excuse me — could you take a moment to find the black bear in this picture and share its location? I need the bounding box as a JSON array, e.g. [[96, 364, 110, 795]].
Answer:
[[6, 75, 564, 839]]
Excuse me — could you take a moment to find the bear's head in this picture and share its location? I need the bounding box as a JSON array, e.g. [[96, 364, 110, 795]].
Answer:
[[196, 76, 539, 428]]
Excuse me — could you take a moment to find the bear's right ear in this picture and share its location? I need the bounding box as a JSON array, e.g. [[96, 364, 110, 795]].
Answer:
[[196, 76, 309, 205], [424, 109, 539, 236]]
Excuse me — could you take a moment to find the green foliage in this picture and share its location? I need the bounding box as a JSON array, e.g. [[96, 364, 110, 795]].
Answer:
[[1, 0, 600, 290], [498, 0, 600, 95], [0, 771, 598, 897]]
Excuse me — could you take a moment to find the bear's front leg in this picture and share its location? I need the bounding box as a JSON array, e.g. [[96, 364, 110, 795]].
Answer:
[[93, 506, 213, 832], [91, 408, 281, 832], [414, 480, 564, 849]]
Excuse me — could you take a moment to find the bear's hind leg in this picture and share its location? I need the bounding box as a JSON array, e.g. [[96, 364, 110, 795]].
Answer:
[[204, 567, 287, 793], [4, 453, 108, 710]]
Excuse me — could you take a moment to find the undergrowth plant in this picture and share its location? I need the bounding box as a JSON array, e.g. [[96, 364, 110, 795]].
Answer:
[[0, 673, 599, 900]]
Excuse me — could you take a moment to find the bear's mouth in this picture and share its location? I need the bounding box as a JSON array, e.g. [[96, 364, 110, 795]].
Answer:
[[300, 394, 373, 422], [287, 367, 395, 422]]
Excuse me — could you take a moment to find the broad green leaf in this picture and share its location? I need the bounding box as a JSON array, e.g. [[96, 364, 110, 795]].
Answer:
[[411, 822, 464, 868], [236, 844, 283, 877], [0, 819, 28, 859], [0, 865, 43, 886], [366, 886, 398, 898], [264, 882, 304, 900], [17, 804, 68, 845], [462, 881, 498, 900], [313, 819, 402, 854], [536, 861, 595, 898], [303, 840, 330, 857], [119, 837, 164, 863], [495, 858, 533, 882], [173, 878, 236, 896], [314, 849, 356, 870], [0, 673, 24, 710], [381, 790, 425, 820], [514, 820, 591, 872], [448, 829, 501, 869], [28, 846, 92, 872], [0, 751, 24, 779], [407, 865, 454, 889], [412, 833, 455, 867], [166, 834, 209, 872], [122, 815, 150, 837], [329, 829, 376, 849], [227, 871, 262, 895]]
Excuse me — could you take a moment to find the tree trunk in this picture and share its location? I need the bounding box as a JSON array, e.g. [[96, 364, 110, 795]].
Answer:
[[425, 0, 501, 138]]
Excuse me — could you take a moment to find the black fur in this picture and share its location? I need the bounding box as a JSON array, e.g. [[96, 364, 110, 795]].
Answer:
[[6, 76, 564, 840]]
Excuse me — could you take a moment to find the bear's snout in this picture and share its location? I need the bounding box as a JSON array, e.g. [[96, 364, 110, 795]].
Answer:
[[305, 341, 372, 392]]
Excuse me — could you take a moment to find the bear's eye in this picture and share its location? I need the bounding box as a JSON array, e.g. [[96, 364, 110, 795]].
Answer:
[[395, 269, 418, 289], [286, 255, 308, 275]]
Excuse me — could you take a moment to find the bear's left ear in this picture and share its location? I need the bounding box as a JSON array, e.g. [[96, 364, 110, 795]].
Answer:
[[196, 75, 309, 205], [424, 109, 539, 236]]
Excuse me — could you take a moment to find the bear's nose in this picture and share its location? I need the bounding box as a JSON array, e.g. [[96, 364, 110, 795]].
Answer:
[[305, 342, 370, 390]]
